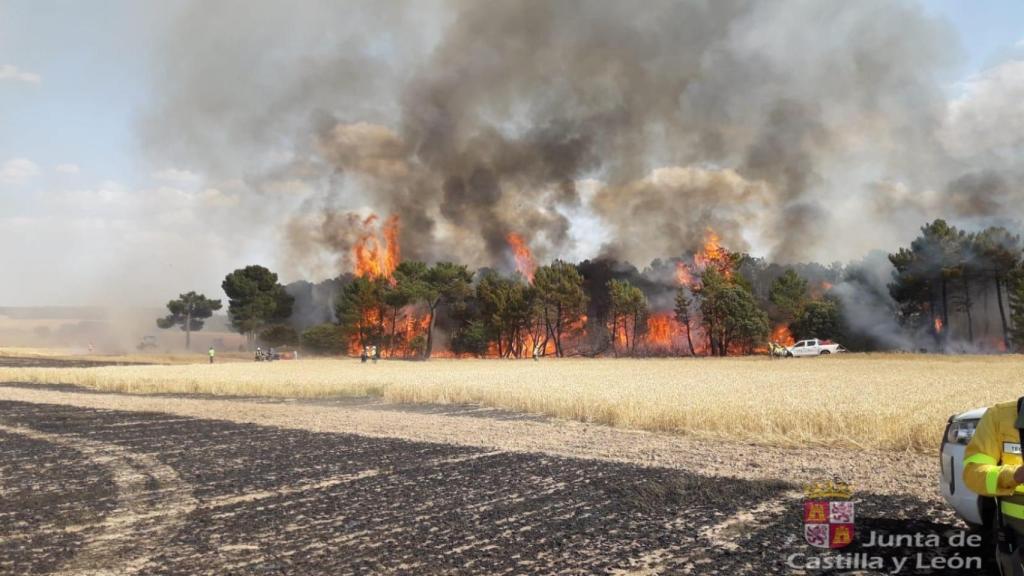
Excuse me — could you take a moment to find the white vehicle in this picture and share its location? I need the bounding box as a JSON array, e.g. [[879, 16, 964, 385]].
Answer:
[[940, 407, 995, 538], [785, 338, 844, 357]]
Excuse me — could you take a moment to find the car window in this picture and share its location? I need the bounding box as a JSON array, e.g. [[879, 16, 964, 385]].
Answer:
[[794, 342, 804, 348]]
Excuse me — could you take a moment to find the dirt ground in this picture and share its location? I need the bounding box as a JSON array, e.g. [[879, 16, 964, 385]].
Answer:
[[0, 362, 992, 575]]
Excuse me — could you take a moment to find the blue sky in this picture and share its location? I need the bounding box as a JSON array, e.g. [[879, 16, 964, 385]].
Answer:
[[924, 0, 1024, 75], [0, 1, 1022, 306]]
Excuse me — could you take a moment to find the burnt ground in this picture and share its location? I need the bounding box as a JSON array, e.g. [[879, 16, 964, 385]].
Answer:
[[0, 399, 992, 575]]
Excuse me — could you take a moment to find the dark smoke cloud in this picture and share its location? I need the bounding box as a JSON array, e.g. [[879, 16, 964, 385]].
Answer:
[[141, 0, 1023, 281]]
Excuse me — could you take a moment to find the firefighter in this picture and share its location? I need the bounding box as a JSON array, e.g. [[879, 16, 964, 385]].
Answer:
[[963, 397, 1024, 574], [208, 346, 216, 364]]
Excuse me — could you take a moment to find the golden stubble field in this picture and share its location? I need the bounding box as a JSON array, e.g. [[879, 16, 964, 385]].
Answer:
[[2, 353, 1022, 453]]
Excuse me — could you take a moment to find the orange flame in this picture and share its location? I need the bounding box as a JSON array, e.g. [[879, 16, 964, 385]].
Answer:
[[354, 214, 400, 281], [771, 323, 795, 346], [934, 317, 943, 334], [694, 228, 732, 278], [646, 313, 674, 347], [811, 280, 834, 299], [675, 262, 696, 288], [506, 232, 536, 283]]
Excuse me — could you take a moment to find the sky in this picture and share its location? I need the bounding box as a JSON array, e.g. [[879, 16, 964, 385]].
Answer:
[[1, 1, 1023, 307]]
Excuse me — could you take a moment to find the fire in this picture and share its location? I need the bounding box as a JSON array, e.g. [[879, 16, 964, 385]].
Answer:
[[506, 232, 536, 283], [934, 317, 943, 334], [675, 261, 695, 288], [693, 228, 732, 277], [354, 214, 400, 281], [811, 280, 834, 299], [771, 323, 795, 346], [646, 313, 674, 347]]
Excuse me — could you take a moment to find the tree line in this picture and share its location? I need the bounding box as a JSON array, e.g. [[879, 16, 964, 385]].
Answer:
[[155, 254, 835, 358], [888, 219, 1023, 349], [156, 219, 1024, 356]]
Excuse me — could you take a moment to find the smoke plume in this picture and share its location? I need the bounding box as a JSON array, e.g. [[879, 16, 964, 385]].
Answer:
[[141, 0, 1022, 280]]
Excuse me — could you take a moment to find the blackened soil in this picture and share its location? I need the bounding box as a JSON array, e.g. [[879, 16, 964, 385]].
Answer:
[[0, 428, 118, 574], [0, 401, 984, 575]]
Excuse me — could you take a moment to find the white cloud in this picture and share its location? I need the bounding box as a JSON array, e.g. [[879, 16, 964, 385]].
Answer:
[[0, 158, 40, 184], [152, 168, 200, 185], [55, 163, 80, 174], [0, 64, 41, 84]]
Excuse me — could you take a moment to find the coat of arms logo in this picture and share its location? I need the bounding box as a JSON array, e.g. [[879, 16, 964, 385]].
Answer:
[[802, 480, 855, 549]]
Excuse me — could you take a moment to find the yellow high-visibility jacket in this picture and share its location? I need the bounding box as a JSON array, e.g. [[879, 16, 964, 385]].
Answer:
[[964, 400, 1024, 497]]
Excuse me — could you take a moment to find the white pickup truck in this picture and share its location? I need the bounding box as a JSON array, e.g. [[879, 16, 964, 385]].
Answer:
[[785, 338, 844, 357]]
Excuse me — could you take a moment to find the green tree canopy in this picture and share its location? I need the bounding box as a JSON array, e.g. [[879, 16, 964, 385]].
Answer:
[[156, 291, 222, 350], [259, 324, 299, 348], [607, 279, 647, 354], [394, 261, 473, 359], [791, 298, 844, 342], [695, 267, 769, 355], [768, 269, 809, 322], [335, 276, 386, 351], [476, 271, 537, 358], [888, 219, 964, 334], [533, 260, 588, 357], [300, 323, 348, 355], [222, 265, 294, 346]]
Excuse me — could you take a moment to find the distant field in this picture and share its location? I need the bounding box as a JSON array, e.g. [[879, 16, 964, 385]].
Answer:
[[0, 347, 250, 365], [1, 353, 1021, 452]]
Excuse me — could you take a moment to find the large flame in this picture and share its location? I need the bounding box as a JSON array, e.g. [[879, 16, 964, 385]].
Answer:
[[354, 214, 400, 280], [675, 261, 696, 288], [506, 232, 536, 283], [771, 323, 795, 346], [693, 228, 732, 278], [646, 313, 674, 347]]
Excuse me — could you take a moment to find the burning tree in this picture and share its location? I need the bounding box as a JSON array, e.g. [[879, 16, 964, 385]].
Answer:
[[607, 279, 648, 355], [335, 276, 386, 353], [533, 260, 588, 357], [889, 220, 1022, 350], [673, 288, 696, 356], [694, 267, 769, 356], [395, 261, 473, 359], [476, 271, 539, 358]]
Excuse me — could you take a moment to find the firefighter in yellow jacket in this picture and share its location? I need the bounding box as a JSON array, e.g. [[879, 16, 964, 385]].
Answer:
[[964, 398, 1024, 573]]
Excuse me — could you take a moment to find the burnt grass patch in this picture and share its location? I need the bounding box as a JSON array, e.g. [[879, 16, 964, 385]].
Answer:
[[0, 428, 118, 574], [0, 399, 975, 575]]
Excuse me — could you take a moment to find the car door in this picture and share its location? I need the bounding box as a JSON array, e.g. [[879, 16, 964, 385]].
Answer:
[[791, 341, 807, 356]]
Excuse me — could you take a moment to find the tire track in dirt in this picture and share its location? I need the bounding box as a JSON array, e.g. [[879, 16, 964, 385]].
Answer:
[[0, 423, 197, 575], [0, 392, 981, 575]]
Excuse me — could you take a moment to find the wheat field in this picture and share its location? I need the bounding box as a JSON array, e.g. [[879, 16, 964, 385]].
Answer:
[[2, 353, 1022, 452]]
